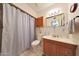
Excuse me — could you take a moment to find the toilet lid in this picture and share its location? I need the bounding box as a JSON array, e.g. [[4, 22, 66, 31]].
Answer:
[[32, 40, 40, 46]]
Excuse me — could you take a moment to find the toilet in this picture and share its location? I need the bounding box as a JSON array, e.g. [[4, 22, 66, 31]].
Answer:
[[31, 33, 42, 51]]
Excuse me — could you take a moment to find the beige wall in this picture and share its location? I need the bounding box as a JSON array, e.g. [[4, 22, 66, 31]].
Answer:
[[13, 3, 37, 18], [38, 3, 68, 17]]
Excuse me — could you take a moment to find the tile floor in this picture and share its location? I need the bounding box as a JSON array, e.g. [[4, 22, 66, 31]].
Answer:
[[20, 44, 43, 56]]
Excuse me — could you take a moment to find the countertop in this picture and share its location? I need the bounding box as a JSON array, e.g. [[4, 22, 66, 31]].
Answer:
[[42, 35, 77, 45]]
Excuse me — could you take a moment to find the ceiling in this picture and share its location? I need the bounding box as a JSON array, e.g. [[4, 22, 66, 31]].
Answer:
[[27, 3, 54, 12]]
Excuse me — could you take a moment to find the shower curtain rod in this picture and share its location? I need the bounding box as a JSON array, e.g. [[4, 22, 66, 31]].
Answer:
[[9, 3, 36, 19]]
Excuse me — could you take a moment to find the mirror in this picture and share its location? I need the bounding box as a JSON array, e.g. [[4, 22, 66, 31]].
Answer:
[[46, 13, 65, 27]]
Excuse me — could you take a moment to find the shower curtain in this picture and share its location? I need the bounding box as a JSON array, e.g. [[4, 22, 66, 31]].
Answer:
[[1, 4, 35, 56]]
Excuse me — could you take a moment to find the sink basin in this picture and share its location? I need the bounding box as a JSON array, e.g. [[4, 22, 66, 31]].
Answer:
[[52, 35, 59, 38]]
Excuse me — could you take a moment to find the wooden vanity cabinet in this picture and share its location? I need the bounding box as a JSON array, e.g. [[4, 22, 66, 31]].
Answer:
[[43, 39, 77, 56]]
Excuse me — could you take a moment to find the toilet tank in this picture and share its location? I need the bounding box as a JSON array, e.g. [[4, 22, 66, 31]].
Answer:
[[36, 33, 43, 40]]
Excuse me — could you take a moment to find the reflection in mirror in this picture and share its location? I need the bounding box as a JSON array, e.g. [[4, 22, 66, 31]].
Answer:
[[51, 17, 59, 29]]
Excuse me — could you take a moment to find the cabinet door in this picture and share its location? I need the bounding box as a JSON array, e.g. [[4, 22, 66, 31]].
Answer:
[[44, 41, 52, 56], [62, 47, 73, 56], [51, 44, 57, 56], [56, 45, 74, 56], [56, 45, 64, 56], [35, 16, 43, 27]]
